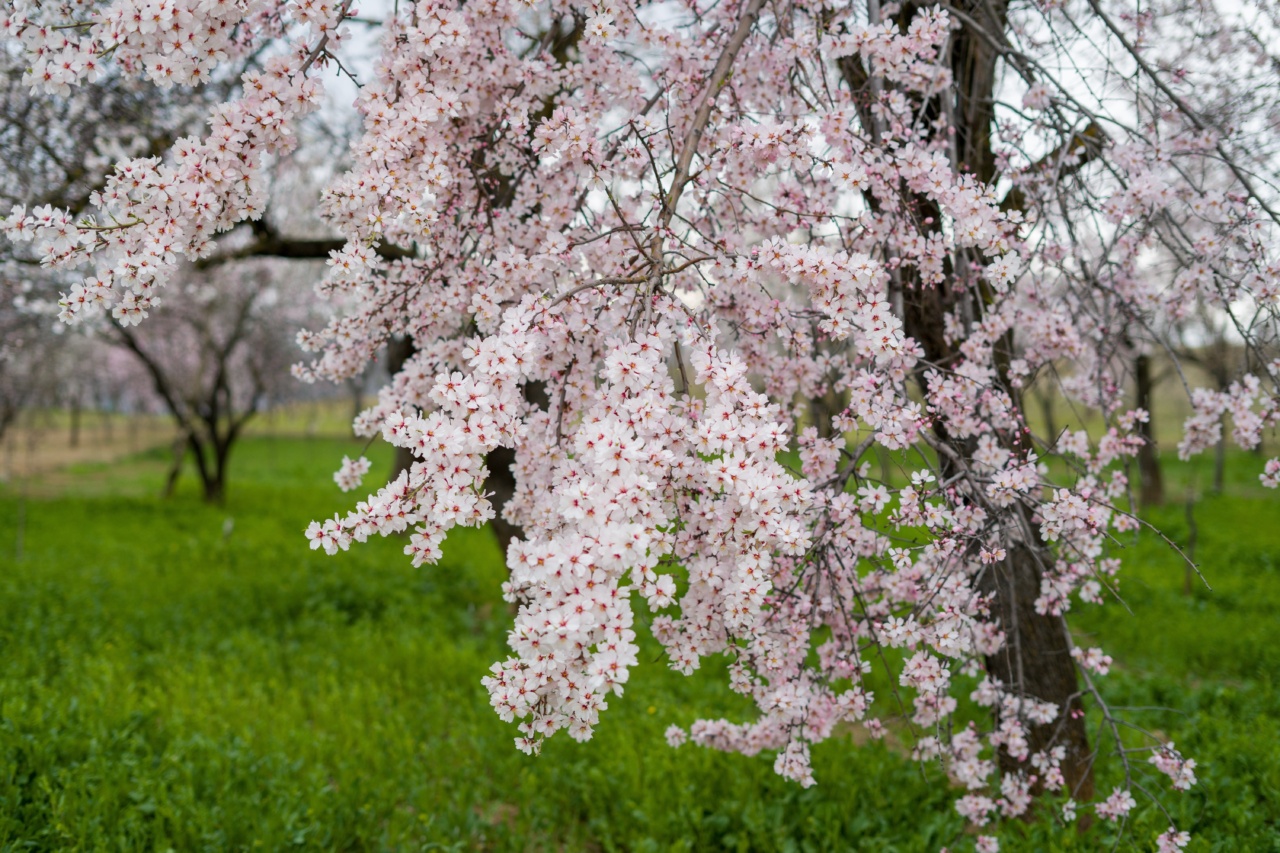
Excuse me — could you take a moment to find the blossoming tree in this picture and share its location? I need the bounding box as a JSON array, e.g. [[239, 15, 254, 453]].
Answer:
[[107, 262, 325, 502], [5, 0, 1279, 845]]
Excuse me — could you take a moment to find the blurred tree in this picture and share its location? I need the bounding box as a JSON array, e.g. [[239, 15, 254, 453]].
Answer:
[[107, 263, 320, 502]]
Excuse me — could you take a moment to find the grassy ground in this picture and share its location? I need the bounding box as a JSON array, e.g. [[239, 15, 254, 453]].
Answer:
[[0, 401, 362, 482], [0, 438, 1276, 851]]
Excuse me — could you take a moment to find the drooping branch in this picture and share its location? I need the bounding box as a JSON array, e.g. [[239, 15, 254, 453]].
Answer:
[[999, 121, 1108, 214], [661, 0, 767, 227]]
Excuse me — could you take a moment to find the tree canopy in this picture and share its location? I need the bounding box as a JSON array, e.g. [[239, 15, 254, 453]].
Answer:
[[4, 0, 1280, 845]]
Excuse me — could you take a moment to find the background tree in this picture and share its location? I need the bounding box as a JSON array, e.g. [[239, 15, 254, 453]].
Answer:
[[0, 37, 376, 481], [1172, 299, 1272, 494], [105, 262, 321, 502]]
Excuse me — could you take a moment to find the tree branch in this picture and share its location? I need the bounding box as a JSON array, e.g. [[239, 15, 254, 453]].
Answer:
[[195, 220, 413, 268]]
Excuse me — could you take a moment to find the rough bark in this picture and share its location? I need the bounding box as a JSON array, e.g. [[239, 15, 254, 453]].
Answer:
[[386, 335, 419, 483], [484, 445, 521, 557], [846, 0, 1095, 802], [385, 333, 525, 555], [948, 3, 1093, 801], [978, 542, 1096, 801], [1134, 353, 1165, 508]]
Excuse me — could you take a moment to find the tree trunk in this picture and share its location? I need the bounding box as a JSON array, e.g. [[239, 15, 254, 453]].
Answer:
[[162, 437, 185, 498], [203, 473, 225, 504], [69, 395, 82, 449], [386, 335, 418, 483], [875, 0, 1095, 803], [206, 438, 232, 505], [182, 433, 227, 505], [902, 294, 1095, 807], [384, 333, 533, 558], [1134, 353, 1164, 509], [482, 381, 548, 556], [978, 543, 1096, 802], [485, 445, 521, 558]]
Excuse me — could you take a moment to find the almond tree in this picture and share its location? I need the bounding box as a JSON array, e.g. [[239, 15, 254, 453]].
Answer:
[[7, 0, 1279, 846], [0, 45, 358, 498], [106, 262, 321, 502]]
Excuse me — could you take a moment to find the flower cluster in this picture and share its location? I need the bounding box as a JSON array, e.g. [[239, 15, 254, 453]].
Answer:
[[11, 0, 1280, 847]]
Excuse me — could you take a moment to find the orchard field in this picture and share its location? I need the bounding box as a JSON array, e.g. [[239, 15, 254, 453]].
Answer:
[[0, 437, 1277, 851]]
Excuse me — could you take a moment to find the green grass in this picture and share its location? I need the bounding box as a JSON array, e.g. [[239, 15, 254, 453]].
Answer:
[[0, 438, 1277, 851]]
